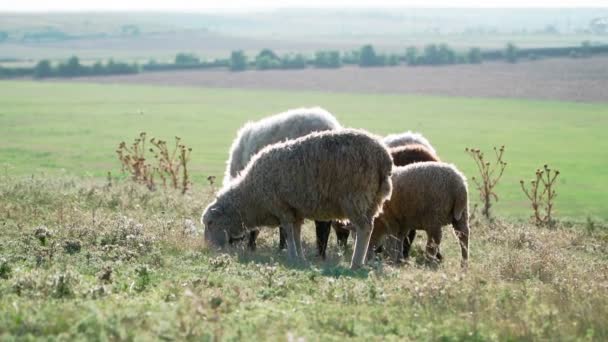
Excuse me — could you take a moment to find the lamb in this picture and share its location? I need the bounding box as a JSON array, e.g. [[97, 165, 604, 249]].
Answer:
[[368, 162, 469, 267], [383, 131, 437, 155], [222, 107, 341, 253], [330, 144, 441, 254], [203, 129, 393, 269]]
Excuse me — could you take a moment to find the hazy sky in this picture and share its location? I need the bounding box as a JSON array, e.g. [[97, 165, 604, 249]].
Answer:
[[1, 0, 607, 12]]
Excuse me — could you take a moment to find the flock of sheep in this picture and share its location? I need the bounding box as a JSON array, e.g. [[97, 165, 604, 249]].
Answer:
[[202, 107, 469, 270]]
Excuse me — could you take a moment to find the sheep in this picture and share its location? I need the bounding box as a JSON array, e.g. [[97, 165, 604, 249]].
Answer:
[[383, 131, 437, 155], [222, 107, 341, 254], [368, 162, 469, 267], [329, 144, 441, 255], [203, 129, 393, 269]]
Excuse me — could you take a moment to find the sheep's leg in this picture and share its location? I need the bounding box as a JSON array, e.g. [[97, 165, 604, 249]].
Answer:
[[350, 219, 373, 270], [333, 223, 350, 249], [294, 223, 304, 260], [315, 220, 331, 259], [384, 233, 404, 264], [453, 224, 469, 268], [425, 228, 443, 262], [281, 222, 299, 262], [278, 226, 287, 250], [402, 229, 417, 259], [247, 230, 259, 251]]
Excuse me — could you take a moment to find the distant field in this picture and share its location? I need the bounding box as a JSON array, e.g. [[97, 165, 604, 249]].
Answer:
[[1, 81, 607, 219], [70, 56, 608, 103]]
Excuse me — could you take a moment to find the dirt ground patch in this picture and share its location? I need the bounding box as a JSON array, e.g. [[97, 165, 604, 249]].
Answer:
[[67, 56, 608, 103]]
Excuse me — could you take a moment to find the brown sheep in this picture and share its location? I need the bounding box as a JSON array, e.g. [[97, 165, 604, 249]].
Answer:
[[368, 162, 469, 267], [330, 144, 440, 257]]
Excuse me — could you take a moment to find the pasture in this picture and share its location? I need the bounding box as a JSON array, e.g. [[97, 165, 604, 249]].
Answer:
[[0, 166, 607, 340], [1, 80, 607, 219], [1, 80, 607, 340]]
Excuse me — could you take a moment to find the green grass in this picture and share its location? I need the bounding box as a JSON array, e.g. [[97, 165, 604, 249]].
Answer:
[[1, 81, 607, 219], [0, 176, 607, 340]]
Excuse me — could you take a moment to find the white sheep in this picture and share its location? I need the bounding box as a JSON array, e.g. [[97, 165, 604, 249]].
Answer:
[[383, 131, 437, 156], [203, 129, 393, 269], [222, 107, 341, 253]]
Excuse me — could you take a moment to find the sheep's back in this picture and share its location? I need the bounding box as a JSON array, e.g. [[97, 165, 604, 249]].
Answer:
[[242, 129, 392, 220], [388, 162, 467, 228], [225, 107, 340, 184]]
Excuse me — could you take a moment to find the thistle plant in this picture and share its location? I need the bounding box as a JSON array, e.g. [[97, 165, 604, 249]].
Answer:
[[150, 136, 192, 194], [116, 132, 156, 190], [117, 133, 192, 194], [520, 164, 560, 227], [465, 146, 507, 219]]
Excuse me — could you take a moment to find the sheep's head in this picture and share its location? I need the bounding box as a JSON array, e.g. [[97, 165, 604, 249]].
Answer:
[[202, 199, 246, 248]]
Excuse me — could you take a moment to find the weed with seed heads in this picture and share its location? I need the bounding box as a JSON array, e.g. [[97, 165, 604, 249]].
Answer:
[[465, 146, 507, 219], [520, 164, 560, 227]]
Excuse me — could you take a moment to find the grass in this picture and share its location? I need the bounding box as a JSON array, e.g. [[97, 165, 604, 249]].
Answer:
[[0, 176, 607, 340], [1, 80, 607, 219]]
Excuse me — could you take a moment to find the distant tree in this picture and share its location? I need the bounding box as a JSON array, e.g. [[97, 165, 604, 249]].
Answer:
[[255, 49, 281, 70], [92, 61, 104, 75], [175, 53, 200, 65], [257, 49, 279, 61], [438, 44, 456, 64], [359, 44, 378, 67], [57, 56, 85, 77], [374, 54, 387, 66], [581, 40, 592, 57], [405, 46, 418, 65], [423, 44, 440, 65], [255, 55, 281, 70], [0, 31, 8, 43], [467, 47, 482, 64], [281, 54, 307, 69], [230, 50, 247, 71], [387, 54, 400, 66], [505, 42, 518, 63], [314, 50, 341, 68], [34, 60, 53, 78], [341, 50, 360, 65]]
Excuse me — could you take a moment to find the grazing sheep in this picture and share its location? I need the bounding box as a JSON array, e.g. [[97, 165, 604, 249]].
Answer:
[[383, 131, 437, 155], [222, 107, 341, 253], [203, 129, 393, 269], [368, 162, 469, 267], [330, 144, 441, 254]]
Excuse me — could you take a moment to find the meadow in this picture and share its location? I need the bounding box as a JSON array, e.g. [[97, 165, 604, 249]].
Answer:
[[1, 80, 607, 219], [1, 80, 608, 340]]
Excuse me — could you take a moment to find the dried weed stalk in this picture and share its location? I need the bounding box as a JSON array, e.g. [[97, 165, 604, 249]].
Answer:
[[520, 164, 560, 227], [465, 146, 507, 219], [150, 136, 192, 194], [116, 132, 156, 190], [116, 132, 192, 194]]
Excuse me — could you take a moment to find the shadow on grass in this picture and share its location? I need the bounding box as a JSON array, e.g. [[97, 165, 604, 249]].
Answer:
[[214, 239, 371, 279]]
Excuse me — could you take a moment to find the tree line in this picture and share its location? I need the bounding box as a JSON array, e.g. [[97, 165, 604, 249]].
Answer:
[[1, 41, 606, 79]]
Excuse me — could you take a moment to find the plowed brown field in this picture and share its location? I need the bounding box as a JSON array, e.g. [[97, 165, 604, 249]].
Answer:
[[67, 56, 608, 102]]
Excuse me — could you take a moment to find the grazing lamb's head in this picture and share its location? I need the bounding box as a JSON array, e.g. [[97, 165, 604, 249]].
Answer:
[[202, 198, 245, 248]]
